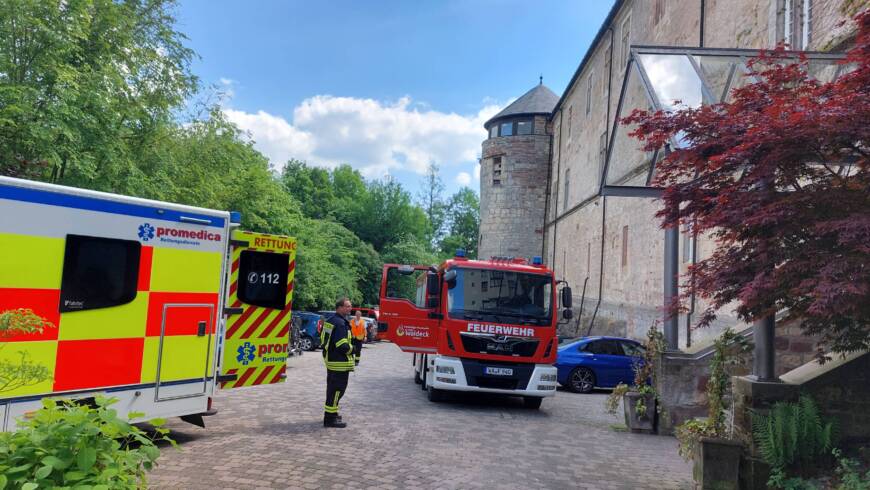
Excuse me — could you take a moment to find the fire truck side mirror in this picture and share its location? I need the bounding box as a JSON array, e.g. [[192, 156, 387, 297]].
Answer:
[[560, 286, 573, 309], [425, 272, 439, 295], [562, 308, 574, 320], [398, 265, 416, 275], [443, 269, 457, 289]]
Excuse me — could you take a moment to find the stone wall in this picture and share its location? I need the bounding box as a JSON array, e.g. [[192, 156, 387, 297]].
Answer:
[[478, 114, 550, 260], [655, 318, 828, 434]]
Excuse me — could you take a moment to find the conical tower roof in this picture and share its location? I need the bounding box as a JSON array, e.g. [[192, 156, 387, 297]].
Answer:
[[485, 83, 559, 127]]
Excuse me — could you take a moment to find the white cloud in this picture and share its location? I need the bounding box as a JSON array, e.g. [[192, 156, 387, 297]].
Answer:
[[456, 172, 472, 186], [223, 95, 504, 176]]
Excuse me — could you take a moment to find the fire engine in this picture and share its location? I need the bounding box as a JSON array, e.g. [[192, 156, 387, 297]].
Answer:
[[0, 176, 296, 430], [379, 251, 573, 409]]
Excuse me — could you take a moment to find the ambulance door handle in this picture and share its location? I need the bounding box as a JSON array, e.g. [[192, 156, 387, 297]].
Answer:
[[180, 216, 212, 226], [197, 321, 207, 337]]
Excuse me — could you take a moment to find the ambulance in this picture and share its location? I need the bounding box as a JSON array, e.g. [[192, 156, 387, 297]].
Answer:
[[0, 176, 296, 431]]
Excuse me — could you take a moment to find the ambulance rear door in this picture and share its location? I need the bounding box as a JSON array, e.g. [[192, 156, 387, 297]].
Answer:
[[220, 231, 296, 389]]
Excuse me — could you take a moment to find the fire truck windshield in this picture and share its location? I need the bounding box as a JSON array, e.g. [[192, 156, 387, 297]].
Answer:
[[446, 268, 552, 326]]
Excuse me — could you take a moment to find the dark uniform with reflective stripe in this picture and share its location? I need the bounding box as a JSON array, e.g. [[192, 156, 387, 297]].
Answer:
[[321, 313, 354, 426]]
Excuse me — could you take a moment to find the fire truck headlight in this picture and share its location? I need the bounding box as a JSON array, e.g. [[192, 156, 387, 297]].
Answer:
[[540, 373, 557, 382], [436, 365, 455, 375], [436, 377, 457, 384]]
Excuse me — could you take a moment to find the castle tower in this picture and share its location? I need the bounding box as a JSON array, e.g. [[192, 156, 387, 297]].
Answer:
[[478, 81, 558, 260]]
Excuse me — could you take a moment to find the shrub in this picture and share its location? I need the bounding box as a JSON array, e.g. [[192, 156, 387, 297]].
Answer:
[[753, 395, 837, 487], [0, 396, 174, 488]]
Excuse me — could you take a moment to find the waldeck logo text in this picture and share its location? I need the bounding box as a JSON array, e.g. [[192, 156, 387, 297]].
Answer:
[[396, 326, 430, 338], [139, 222, 221, 246], [466, 323, 535, 337]]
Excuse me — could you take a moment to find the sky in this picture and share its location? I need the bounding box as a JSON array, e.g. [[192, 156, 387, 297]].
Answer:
[[175, 0, 615, 196]]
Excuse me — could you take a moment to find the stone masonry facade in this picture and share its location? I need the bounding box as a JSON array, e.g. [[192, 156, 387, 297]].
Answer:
[[479, 0, 856, 349]]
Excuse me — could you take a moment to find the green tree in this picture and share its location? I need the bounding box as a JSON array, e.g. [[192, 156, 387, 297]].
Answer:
[[417, 163, 446, 248], [439, 187, 479, 258], [0, 0, 197, 183], [348, 178, 429, 252], [280, 159, 336, 219]]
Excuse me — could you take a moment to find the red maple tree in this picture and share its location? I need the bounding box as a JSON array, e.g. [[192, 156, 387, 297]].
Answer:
[[623, 11, 870, 356]]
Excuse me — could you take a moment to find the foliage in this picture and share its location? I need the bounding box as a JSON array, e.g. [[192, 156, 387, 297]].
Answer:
[[604, 326, 665, 418], [0, 396, 173, 488], [0, 309, 55, 393], [417, 163, 447, 248], [752, 395, 837, 487], [675, 328, 750, 461], [439, 187, 480, 259], [622, 11, 870, 357], [0, 0, 197, 183], [834, 448, 870, 490]]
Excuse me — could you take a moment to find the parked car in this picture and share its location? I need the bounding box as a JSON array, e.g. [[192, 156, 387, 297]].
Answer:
[[292, 311, 324, 351], [555, 336, 645, 393]]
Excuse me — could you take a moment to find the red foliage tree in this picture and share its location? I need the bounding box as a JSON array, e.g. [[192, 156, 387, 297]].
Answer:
[[623, 12, 870, 356]]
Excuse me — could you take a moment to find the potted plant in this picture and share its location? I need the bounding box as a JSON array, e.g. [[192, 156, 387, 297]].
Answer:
[[675, 328, 748, 490], [605, 326, 665, 433]]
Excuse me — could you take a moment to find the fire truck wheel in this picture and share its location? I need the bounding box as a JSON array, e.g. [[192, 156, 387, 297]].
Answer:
[[414, 369, 422, 384], [568, 367, 596, 393], [427, 385, 445, 402], [522, 396, 543, 409]]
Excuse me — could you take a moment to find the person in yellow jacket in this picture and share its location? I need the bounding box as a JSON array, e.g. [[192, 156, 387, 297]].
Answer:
[[350, 310, 366, 366], [320, 298, 355, 428]]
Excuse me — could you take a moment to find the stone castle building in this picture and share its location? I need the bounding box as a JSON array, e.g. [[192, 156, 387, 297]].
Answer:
[[478, 0, 858, 349]]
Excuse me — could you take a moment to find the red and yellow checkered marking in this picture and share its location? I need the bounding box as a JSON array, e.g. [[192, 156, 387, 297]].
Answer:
[[221, 231, 296, 389], [0, 231, 222, 398]]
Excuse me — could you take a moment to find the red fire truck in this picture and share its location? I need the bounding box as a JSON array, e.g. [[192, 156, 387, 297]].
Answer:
[[379, 250, 573, 409]]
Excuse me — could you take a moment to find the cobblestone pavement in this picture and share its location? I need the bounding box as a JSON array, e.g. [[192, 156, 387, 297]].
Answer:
[[150, 342, 692, 489]]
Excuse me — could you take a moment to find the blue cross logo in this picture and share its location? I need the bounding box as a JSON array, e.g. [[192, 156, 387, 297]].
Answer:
[[237, 342, 256, 366], [138, 223, 155, 242]]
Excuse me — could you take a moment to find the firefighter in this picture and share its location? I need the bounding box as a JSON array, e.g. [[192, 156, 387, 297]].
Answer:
[[320, 297, 355, 428], [350, 310, 366, 366]]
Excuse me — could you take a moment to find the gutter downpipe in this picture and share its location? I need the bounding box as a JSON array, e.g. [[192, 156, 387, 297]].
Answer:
[[586, 25, 616, 336], [543, 120, 554, 259], [550, 110, 563, 271], [685, 0, 706, 347]]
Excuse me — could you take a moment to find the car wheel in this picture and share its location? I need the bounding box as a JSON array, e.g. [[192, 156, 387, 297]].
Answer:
[[299, 336, 314, 352], [523, 396, 543, 409], [568, 367, 596, 393]]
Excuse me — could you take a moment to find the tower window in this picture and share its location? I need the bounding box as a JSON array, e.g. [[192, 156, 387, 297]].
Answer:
[[500, 122, 513, 137], [492, 157, 503, 186], [489, 126, 498, 138], [517, 120, 532, 135]]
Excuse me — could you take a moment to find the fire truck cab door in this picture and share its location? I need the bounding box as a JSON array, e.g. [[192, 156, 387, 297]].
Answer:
[[379, 264, 439, 353], [220, 230, 296, 389]]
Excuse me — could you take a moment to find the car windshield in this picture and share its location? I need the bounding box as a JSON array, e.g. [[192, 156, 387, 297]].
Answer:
[[446, 268, 553, 326]]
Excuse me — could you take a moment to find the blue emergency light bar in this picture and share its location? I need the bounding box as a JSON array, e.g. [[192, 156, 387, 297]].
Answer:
[[230, 211, 242, 224], [532, 256, 543, 265], [455, 249, 466, 258]]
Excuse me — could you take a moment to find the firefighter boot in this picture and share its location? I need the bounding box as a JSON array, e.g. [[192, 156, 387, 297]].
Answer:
[[323, 413, 346, 428]]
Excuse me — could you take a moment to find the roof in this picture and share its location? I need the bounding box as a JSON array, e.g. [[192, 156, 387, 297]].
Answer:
[[484, 84, 560, 127]]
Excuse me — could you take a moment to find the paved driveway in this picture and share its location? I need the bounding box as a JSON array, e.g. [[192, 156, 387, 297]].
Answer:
[[150, 342, 692, 489]]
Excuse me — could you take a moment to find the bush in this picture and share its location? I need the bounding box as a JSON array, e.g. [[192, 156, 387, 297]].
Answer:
[[0, 396, 173, 488]]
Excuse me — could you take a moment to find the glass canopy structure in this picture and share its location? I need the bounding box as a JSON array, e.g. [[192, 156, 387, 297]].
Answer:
[[600, 45, 848, 198]]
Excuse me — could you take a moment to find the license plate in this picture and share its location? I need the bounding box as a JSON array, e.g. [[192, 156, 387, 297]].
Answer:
[[485, 367, 513, 376]]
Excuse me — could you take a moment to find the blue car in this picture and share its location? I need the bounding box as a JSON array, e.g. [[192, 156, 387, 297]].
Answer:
[[555, 336, 645, 393], [292, 311, 324, 351]]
